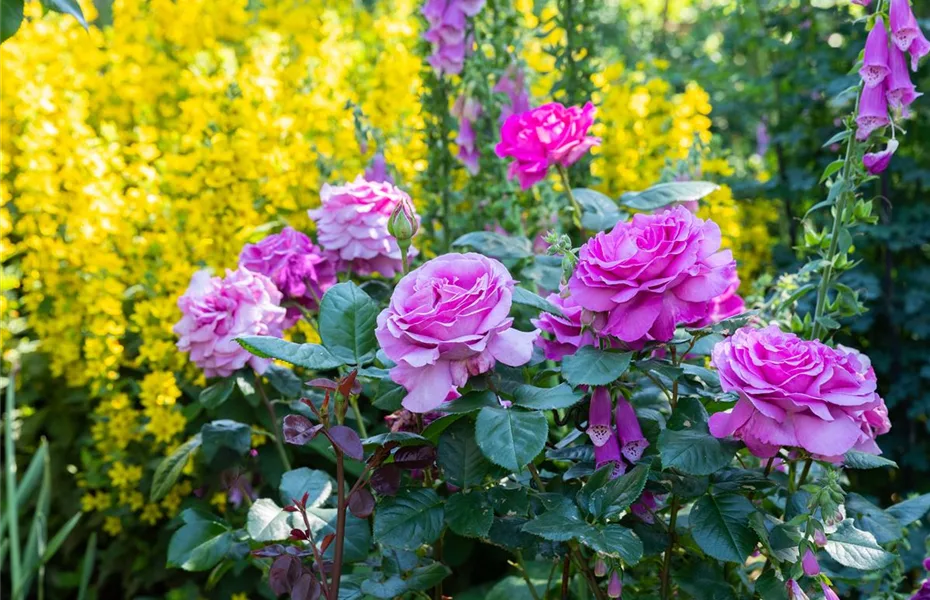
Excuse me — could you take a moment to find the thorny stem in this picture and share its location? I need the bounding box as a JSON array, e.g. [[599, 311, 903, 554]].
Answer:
[[331, 450, 347, 599], [515, 551, 542, 600], [254, 376, 292, 471], [557, 165, 584, 230], [299, 507, 332, 599], [660, 496, 681, 600]]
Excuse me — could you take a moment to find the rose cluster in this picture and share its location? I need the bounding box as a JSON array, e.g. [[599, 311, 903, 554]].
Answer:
[[422, 0, 485, 76], [856, 0, 927, 172], [709, 325, 891, 460]]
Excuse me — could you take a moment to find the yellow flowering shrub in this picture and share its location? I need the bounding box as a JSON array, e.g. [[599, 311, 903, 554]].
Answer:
[[0, 0, 773, 537]]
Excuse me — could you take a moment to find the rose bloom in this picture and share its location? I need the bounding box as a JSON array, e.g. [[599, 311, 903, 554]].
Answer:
[[238, 227, 336, 325], [375, 253, 538, 412], [174, 267, 287, 378], [495, 102, 600, 190], [532, 289, 607, 360], [309, 176, 418, 278], [568, 205, 735, 346], [690, 264, 745, 327], [709, 325, 891, 460]]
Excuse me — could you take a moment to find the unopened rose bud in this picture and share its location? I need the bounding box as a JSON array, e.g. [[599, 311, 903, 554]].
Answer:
[[388, 198, 418, 243]]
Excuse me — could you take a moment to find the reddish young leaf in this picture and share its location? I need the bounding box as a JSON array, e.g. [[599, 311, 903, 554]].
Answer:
[[337, 369, 359, 398], [306, 378, 338, 391], [251, 544, 286, 558], [393, 445, 437, 470], [290, 528, 308, 541], [282, 414, 323, 446], [369, 464, 401, 496], [348, 487, 376, 518], [319, 533, 335, 554], [290, 572, 322, 600], [326, 425, 364, 460], [269, 555, 302, 595]]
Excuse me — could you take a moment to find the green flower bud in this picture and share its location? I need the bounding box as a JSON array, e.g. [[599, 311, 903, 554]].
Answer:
[[388, 197, 418, 243]]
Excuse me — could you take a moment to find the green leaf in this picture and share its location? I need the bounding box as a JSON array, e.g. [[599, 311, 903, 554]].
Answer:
[[822, 129, 851, 148], [236, 336, 344, 370], [444, 492, 493, 538], [246, 498, 294, 542], [658, 428, 738, 476], [521, 502, 588, 542], [40, 0, 88, 28], [318, 282, 380, 365], [199, 378, 236, 410], [886, 493, 930, 526], [819, 159, 844, 184], [150, 434, 202, 501], [437, 419, 494, 488], [307, 508, 372, 563], [577, 524, 644, 565], [842, 450, 897, 470], [576, 465, 614, 512], [372, 379, 405, 411], [264, 364, 303, 398], [77, 532, 96, 600], [675, 562, 738, 600], [690, 493, 758, 563], [512, 286, 564, 317], [373, 488, 444, 550], [512, 383, 584, 411], [440, 390, 500, 414], [452, 231, 532, 260], [200, 420, 251, 463], [562, 347, 632, 387], [824, 519, 895, 570], [167, 520, 232, 571], [845, 494, 902, 544], [405, 563, 452, 592], [588, 464, 650, 519], [279, 468, 332, 508], [361, 576, 409, 599], [475, 407, 548, 472], [573, 188, 627, 231], [1, 0, 24, 43], [40, 511, 80, 565], [620, 181, 719, 211], [361, 431, 428, 448]]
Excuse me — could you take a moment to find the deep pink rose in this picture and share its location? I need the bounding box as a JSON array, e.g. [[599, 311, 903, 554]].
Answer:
[[690, 264, 745, 327], [531, 289, 608, 361], [709, 325, 890, 460], [309, 176, 418, 278], [238, 227, 336, 325], [568, 205, 735, 345], [495, 102, 601, 190], [174, 267, 287, 378], [375, 253, 538, 412]]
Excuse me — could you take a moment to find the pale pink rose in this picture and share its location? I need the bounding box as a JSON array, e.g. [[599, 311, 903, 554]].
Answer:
[[309, 176, 418, 278], [568, 205, 735, 346], [375, 253, 538, 412], [709, 325, 890, 460], [495, 102, 601, 189], [174, 267, 287, 378]]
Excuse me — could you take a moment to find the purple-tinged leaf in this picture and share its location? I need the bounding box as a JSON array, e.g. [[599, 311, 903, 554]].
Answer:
[[369, 465, 401, 496], [306, 378, 338, 391], [283, 415, 323, 446], [251, 544, 286, 558], [326, 425, 364, 460], [348, 488, 376, 518], [393, 445, 437, 470], [291, 573, 322, 600], [269, 555, 302, 595]]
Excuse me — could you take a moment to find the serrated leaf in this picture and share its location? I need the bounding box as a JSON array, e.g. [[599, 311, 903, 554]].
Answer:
[[842, 450, 897, 469], [574, 187, 627, 231], [306, 508, 372, 563], [279, 468, 332, 508], [1, 0, 25, 43], [588, 464, 650, 519], [452, 231, 532, 260], [475, 407, 548, 472], [318, 282, 379, 365], [166, 520, 232, 572], [690, 493, 758, 563], [201, 420, 251, 463], [373, 488, 444, 550], [824, 519, 895, 570], [512, 383, 584, 410], [658, 428, 738, 476], [199, 378, 236, 410], [236, 336, 344, 370], [445, 492, 493, 538], [845, 494, 902, 544], [577, 524, 644, 565], [886, 493, 930, 526], [437, 419, 494, 488], [520, 503, 588, 542], [247, 498, 294, 542], [620, 181, 719, 211], [512, 286, 564, 317], [562, 347, 632, 386], [440, 390, 500, 414]]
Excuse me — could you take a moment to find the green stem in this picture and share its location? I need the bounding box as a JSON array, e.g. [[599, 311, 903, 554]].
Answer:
[[787, 460, 798, 494], [348, 396, 368, 439], [797, 458, 813, 489], [331, 450, 347, 599], [660, 496, 681, 600], [254, 376, 292, 472], [528, 463, 546, 492], [515, 551, 542, 600], [556, 165, 583, 230], [5, 369, 23, 599]]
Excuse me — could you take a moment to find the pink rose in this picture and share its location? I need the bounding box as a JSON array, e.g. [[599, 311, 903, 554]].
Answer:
[[709, 325, 890, 460], [238, 227, 337, 325], [174, 267, 287, 378], [495, 102, 601, 190], [690, 264, 745, 328], [568, 205, 735, 345], [309, 176, 418, 278], [532, 289, 612, 361], [375, 253, 538, 412]]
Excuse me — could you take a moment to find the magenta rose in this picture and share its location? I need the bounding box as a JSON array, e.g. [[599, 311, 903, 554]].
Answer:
[[709, 325, 890, 460], [690, 264, 745, 328], [309, 176, 418, 278], [238, 227, 337, 325], [532, 289, 615, 361], [174, 267, 287, 378], [567, 205, 735, 345], [495, 102, 601, 190], [375, 253, 538, 412]]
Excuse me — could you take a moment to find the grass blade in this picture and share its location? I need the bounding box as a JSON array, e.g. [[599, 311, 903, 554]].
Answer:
[[41, 512, 81, 563], [18, 439, 50, 598], [77, 532, 97, 600], [5, 374, 23, 597]]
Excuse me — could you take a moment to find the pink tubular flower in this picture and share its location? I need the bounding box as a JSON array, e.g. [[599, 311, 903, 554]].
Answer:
[[587, 387, 613, 447], [494, 64, 532, 123], [174, 268, 287, 378], [309, 176, 418, 278], [364, 152, 394, 184], [890, 0, 930, 70], [852, 0, 872, 5], [375, 253, 538, 412], [238, 227, 336, 325], [856, 82, 890, 140], [631, 491, 663, 524], [860, 17, 891, 88], [594, 431, 626, 479], [607, 572, 623, 598], [822, 583, 841, 600], [532, 289, 607, 360], [615, 397, 648, 463], [887, 45, 922, 108], [691, 264, 745, 327], [453, 95, 482, 174], [787, 580, 810, 600], [802, 549, 820, 576], [708, 325, 890, 460], [594, 559, 608, 577], [423, 0, 484, 76], [495, 102, 601, 190], [568, 206, 735, 346], [863, 139, 899, 174]]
